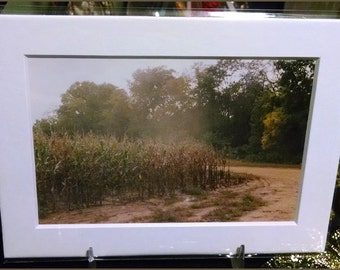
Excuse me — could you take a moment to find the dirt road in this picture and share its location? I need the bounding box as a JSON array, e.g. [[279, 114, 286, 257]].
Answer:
[[228, 166, 301, 221], [40, 166, 302, 224]]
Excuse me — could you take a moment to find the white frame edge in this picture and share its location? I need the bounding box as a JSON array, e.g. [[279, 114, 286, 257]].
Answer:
[[0, 15, 339, 258]]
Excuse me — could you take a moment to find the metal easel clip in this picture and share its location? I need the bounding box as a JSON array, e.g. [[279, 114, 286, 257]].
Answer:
[[230, 244, 245, 268], [87, 247, 97, 268]]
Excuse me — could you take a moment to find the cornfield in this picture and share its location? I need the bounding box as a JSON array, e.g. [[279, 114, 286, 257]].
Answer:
[[34, 130, 244, 217]]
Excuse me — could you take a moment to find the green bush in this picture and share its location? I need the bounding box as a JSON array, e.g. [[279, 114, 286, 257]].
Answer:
[[265, 229, 340, 268]]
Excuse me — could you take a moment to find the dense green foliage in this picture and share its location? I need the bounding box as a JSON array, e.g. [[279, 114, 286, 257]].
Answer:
[[266, 229, 340, 268], [36, 82, 132, 138], [35, 59, 315, 164]]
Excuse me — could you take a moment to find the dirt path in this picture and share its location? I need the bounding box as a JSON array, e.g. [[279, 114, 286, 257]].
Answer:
[[228, 166, 301, 221], [40, 166, 301, 224]]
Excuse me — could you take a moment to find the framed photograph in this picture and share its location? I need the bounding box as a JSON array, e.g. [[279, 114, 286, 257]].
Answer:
[[0, 14, 339, 259]]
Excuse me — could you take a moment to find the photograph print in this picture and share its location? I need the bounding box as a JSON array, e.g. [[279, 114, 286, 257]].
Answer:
[[27, 57, 316, 224]]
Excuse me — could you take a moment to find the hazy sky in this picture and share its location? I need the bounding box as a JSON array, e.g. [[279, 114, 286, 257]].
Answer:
[[27, 57, 217, 123]]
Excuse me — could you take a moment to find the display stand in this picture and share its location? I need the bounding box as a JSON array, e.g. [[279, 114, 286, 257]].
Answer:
[[87, 247, 96, 268], [230, 245, 245, 268], [85, 245, 246, 268]]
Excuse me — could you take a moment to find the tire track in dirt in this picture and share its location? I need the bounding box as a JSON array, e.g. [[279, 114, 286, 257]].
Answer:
[[228, 166, 301, 221]]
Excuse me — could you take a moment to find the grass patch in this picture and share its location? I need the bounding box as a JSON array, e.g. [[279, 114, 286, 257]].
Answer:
[[163, 195, 180, 206], [183, 187, 208, 200], [150, 207, 193, 223], [203, 193, 265, 222], [218, 189, 238, 199], [151, 209, 179, 222], [190, 200, 214, 209], [190, 189, 238, 210], [240, 194, 265, 211]]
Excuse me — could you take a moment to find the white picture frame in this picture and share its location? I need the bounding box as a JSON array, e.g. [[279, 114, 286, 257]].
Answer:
[[0, 14, 339, 259]]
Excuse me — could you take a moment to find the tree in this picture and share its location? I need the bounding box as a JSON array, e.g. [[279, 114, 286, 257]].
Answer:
[[228, 80, 265, 148], [128, 66, 195, 139], [245, 59, 315, 163], [193, 59, 270, 150], [33, 116, 58, 135], [248, 89, 276, 157], [274, 60, 315, 160], [129, 66, 175, 120], [193, 62, 229, 147], [261, 107, 287, 150], [53, 81, 131, 137]]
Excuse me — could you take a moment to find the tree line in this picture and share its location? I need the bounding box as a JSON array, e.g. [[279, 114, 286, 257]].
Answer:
[[34, 59, 315, 163]]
